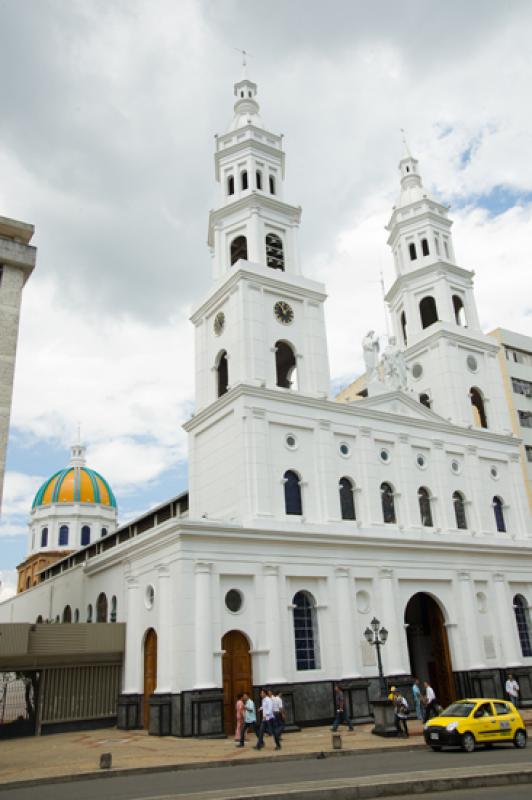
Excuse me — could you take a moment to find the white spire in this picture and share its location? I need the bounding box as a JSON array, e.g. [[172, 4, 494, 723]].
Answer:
[[69, 425, 87, 468], [229, 53, 264, 131]]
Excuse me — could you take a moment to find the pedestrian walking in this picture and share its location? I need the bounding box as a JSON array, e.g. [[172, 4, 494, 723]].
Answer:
[[236, 691, 257, 747], [234, 692, 245, 742], [505, 672, 520, 707], [393, 688, 409, 737], [412, 678, 423, 720], [271, 689, 284, 739], [255, 688, 281, 750], [331, 684, 354, 731], [423, 681, 437, 720]]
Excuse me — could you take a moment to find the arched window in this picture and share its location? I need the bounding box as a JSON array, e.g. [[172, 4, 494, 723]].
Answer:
[[421, 238, 430, 257], [292, 591, 320, 670], [514, 595, 532, 657], [493, 496, 506, 533], [453, 491, 467, 529], [470, 387, 488, 428], [101, 527, 108, 537], [36, 615, 43, 624], [81, 525, 91, 546], [381, 482, 396, 524], [41, 527, 48, 547], [110, 595, 117, 622], [419, 296, 438, 329], [275, 340, 297, 388], [452, 294, 466, 326], [59, 525, 69, 546], [63, 605, 72, 624], [25, 576, 30, 589], [87, 604, 93, 623], [216, 350, 229, 397], [269, 174, 276, 194], [227, 175, 234, 196], [419, 393, 431, 409], [241, 170, 248, 191], [418, 487, 433, 527], [96, 592, 108, 623], [400, 311, 407, 345], [339, 477, 356, 520], [265, 233, 285, 270], [74, 608, 80, 623], [256, 170, 262, 190], [409, 242, 417, 261], [284, 470, 302, 515], [230, 235, 248, 265]]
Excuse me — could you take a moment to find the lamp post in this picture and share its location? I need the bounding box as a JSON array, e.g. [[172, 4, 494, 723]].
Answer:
[[364, 616, 388, 699]]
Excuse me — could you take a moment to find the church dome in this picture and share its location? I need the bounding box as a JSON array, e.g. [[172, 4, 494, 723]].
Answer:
[[32, 445, 116, 510]]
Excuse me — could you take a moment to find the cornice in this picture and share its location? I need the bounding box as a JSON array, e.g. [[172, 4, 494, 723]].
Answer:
[[386, 205, 453, 242], [190, 264, 327, 324], [182, 382, 517, 446], [385, 262, 474, 303], [207, 193, 301, 246], [214, 130, 285, 180], [403, 325, 501, 357]]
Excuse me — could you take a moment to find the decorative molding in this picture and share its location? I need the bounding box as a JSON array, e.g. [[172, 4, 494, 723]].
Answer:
[[379, 568, 394, 580], [194, 561, 213, 575], [263, 564, 279, 577]]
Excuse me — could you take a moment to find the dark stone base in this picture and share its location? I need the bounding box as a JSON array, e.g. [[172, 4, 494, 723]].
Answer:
[[41, 717, 117, 736], [117, 693, 142, 730], [454, 666, 532, 708]]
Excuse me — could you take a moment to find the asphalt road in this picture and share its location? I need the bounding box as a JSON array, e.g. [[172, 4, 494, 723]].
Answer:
[[401, 786, 532, 800], [3, 744, 532, 800]]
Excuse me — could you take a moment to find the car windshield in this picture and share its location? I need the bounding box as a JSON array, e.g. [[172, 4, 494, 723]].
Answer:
[[441, 702, 475, 718]]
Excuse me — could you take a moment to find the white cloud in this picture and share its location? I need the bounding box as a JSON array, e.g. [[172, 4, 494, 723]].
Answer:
[[0, 570, 17, 601], [0, 472, 43, 523]]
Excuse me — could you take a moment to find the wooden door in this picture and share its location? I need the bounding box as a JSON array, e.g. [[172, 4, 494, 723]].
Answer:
[[428, 599, 455, 708], [143, 628, 157, 729], [222, 631, 252, 736]]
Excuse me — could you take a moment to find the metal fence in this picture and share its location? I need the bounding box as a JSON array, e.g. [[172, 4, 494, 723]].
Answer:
[[39, 664, 121, 725]]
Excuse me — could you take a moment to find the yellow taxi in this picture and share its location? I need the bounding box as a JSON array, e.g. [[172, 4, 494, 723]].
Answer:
[[424, 698, 527, 752]]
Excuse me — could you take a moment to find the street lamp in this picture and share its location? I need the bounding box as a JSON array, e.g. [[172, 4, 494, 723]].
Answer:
[[364, 616, 388, 698]]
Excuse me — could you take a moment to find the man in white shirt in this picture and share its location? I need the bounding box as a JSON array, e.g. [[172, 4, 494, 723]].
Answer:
[[423, 681, 437, 721], [254, 688, 281, 750], [506, 673, 520, 707], [271, 689, 284, 739]]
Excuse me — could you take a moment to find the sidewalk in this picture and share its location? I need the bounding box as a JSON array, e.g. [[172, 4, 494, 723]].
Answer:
[[1, 710, 531, 788]]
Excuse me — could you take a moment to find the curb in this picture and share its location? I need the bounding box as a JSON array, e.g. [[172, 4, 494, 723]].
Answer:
[[0, 741, 427, 792]]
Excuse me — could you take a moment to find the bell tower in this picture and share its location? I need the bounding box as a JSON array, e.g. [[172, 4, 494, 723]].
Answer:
[[191, 66, 330, 412], [385, 145, 511, 432], [186, 66, 332, 522]]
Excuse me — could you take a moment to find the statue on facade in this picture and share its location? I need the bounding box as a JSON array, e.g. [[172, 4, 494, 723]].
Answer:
[[362, 330, 380, 379], [381, 337, 408, 391]]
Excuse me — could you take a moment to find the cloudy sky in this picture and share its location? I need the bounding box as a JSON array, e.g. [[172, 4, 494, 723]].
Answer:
[[1, 0, 531, 596]]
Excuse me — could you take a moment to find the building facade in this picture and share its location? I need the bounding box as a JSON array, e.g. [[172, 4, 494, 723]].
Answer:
[[1, 71, 532, 737], [0, 215, 36, 512], [489, 328, 532, 512]]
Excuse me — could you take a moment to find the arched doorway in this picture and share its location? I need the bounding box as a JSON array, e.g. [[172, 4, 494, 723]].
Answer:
[[143, 628, 157, 729], [221, 630, 252, 736], [405, 593, 455, 708]]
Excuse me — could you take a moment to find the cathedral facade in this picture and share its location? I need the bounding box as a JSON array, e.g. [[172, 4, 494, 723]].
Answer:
[[1, 70, 531, 737]]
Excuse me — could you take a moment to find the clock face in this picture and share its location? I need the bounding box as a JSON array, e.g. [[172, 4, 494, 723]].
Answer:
[[214, 311, 225, 336], [274, 300, 294, 325]]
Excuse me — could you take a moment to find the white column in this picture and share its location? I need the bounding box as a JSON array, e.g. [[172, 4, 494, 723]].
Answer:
[[123, 575, 142, 693], [456, 571, 485, 669], [492, 572, 522, 666], [155, 564, 173, 693], [335, 566, 361, 678], [194, 561, 215, 688], [263, 565, 286, 683], [378, 568, 405, 675]]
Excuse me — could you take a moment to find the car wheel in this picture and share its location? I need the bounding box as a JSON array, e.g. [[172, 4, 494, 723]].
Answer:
[[431, 745, 442, 751], [513, 729, 527, 749], [461, 732, 475, 753]]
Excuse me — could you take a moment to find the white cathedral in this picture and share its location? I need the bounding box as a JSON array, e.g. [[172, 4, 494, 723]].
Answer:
[[1, 69, 531, 737]]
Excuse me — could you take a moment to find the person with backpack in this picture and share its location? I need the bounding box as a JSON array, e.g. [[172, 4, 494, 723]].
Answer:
[[393, 688, 409, 737]]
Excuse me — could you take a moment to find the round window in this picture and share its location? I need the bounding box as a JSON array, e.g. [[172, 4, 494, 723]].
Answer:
[[490, 466, 499, 480], [416, 453, 427, 469], [339, 443, 350, 457], [379, 449, 390, 463], [285, 434, 297, 449], [225, 589, 243, 613], [412, 363, 423, 380], [466, 355, 478, 372], [145, 585, 155, 609], [451, 459, 461, 474]]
